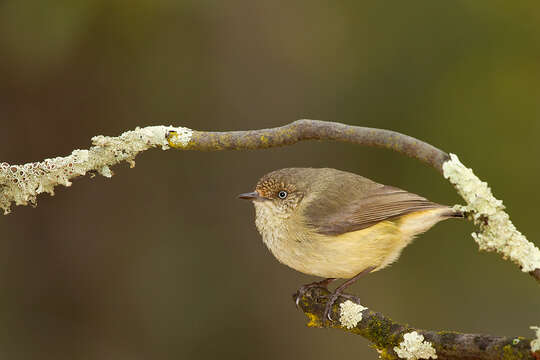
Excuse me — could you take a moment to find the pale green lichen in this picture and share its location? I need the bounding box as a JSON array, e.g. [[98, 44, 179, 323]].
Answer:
[[0, 125, 192, 214], [393, 331, 437, 360], [339, 300, 367, 329], [99, 165, 113, 178], [531, 326, 540, 353], [165, 127, 193, 148], [442, 153, 540, 273]]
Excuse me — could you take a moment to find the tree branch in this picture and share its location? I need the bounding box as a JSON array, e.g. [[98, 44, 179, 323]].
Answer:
[[168, 119, 450, 173], [294, 287, 539, 360]]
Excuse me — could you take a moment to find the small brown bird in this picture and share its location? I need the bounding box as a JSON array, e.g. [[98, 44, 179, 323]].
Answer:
[[239, 168, 462, 319]]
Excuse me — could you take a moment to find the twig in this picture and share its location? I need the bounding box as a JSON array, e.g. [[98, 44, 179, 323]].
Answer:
[[294, 286, 538, 360], [168, 119, 450, 172]]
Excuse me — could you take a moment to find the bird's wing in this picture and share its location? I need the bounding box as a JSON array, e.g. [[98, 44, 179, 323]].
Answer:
[[303, 184, 446, 235]]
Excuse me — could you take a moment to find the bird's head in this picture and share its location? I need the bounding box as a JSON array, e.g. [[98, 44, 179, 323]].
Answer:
[[238, 168, 313, 218]]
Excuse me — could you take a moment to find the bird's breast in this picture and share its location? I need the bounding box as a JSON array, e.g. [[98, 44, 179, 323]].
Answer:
[[253, 201, 294, 252], [253, 201, 312, 270], [253, 201, 415, 279]]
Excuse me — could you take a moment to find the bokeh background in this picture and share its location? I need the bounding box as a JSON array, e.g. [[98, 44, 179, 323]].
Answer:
[[1, 1, 539, 359]]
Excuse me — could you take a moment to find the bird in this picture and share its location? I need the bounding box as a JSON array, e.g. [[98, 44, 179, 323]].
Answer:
[[238, 168, 462, 320]]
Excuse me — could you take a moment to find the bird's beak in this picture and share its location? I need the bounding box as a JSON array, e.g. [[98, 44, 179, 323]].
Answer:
[[238, 191, 263, 201]]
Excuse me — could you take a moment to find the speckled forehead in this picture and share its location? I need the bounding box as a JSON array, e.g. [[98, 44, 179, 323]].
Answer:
[[255, 175, 297, 198]]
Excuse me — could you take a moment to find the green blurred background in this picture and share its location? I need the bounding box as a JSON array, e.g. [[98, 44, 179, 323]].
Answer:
[[0, 1, 539, 359]]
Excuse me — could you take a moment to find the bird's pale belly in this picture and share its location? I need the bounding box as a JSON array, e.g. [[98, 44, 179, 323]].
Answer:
[[257, 214, 410, 279], [253, 200, 448, 279]]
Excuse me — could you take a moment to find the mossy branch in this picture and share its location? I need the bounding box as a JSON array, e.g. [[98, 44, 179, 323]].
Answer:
[[294, 287, 538, 360]]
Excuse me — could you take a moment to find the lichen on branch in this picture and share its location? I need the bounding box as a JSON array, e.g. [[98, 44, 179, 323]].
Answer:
[[339, 300, 367, 329], [531, 327, 540, 353], [443, 154, 540, 276], [393, 331, 438, 360], [0, 125, 192, 214]]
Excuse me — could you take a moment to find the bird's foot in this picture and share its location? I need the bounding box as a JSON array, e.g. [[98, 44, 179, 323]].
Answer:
[[320, 266, 375, 323], [322, 292, 356, 322], [294, 278, 336, 309]]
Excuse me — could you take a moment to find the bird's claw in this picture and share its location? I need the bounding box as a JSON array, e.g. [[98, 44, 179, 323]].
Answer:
[[322, 293, 356, 322], [323, 293, 340, 322], [295, 284, 321, 309], [294, 278, 336, 310]]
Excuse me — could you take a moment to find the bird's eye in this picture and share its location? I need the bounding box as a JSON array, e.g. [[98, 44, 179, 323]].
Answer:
[[277, 190, 288, 199]]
